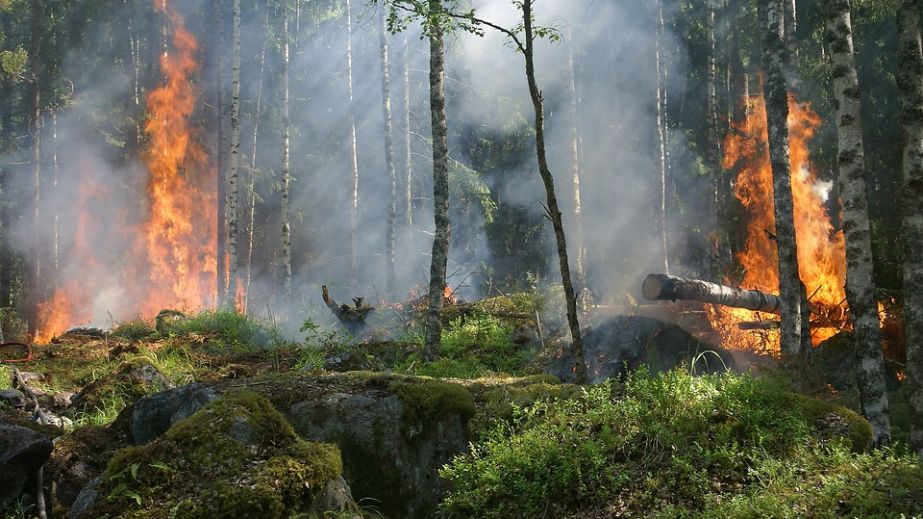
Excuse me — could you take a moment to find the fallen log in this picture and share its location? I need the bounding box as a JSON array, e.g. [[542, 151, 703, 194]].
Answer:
[[642, 273, 782, 314]]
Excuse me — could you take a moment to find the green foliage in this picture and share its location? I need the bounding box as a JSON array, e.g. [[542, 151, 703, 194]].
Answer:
[[0, 307, 29, 342], [164, 309, 282, 351], [111, 318, 158, 341], [439, 369, 887, 518], [0, 45, 27, 78], [390, 378, 477, 428]]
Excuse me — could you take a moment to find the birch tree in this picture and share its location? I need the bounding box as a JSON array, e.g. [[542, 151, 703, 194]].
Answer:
[[401, 32, 414, 258], [379, 3, 397, 297], [214, 0, 228, 304], [706, 0, 722, 276], [758, 0, 804, 359], [896, 0, 923, 456], [244, 6, 269, 313], [654, 0, 669, 275], [346, 0, 360, 288], [280, 0, 292, 298], [565, 26, 588, 309], [824, 0, 891, 446], [226, 0, 241, 307]]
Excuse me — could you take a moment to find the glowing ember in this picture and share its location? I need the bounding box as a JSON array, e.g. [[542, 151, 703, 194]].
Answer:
[[710, 90, 848, 354], [34, 0, 216, 341]]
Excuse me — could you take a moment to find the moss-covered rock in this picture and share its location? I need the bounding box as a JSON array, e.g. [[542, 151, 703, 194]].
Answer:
[[73, 391, 349, 519]]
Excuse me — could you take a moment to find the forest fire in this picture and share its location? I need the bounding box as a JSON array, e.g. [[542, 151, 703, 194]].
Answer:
[[709, 92, 848, 354], [34, 0, 215, 342]]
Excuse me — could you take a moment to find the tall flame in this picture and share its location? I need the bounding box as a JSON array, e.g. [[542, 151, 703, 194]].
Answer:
[[710, 90, 848, 354], [34, 0, 215, 342]]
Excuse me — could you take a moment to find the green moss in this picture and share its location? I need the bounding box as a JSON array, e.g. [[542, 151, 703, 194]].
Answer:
[[82, 391, 342, 519], [785, 393, 872, 452], [390, 378, 476, 433]]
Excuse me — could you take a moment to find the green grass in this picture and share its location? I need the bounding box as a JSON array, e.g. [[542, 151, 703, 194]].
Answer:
[[438, 368, 912, 519], [162, 308, 284, 351]]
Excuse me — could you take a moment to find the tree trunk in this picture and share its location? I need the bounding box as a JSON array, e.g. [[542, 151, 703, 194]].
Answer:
[[896, 0, 923, 457], [522, 0, 587, 383], [401, 33, 414, 259], [654, 0, 669, 275], [215, 0, 228, 305], [565, 27, 589, 310], [784, 0, 798, 62], [280, 0, 292, 298], [29, 0, 42, 317], [824, 0, 892, 447], [642, 273, 782, 313], [758, 0, 804, 359], [706, 0, 723, 277], [379, 3, 397, 297], [0, 11, 11, 308], [226, 0, 241, 308], [423, 0, 450, 361], [244, 6, 269, 313], [346, 0, 360, 288]]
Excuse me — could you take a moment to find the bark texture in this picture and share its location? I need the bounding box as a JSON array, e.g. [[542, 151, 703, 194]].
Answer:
[[654, 0, 670, 275], [565, 27, 589, 310], [402, 34, 414, 257], [824, 0, 891, 447], [759, 0, 804, 359], [522, 0, 587, 383], [423, 0, 450, 361], [379, 4, 397, 297], [896, 0, 923, 456], [245, 7, 269, 312], [226, 0, 242, 307], [215, 0, 228, 304], [280, 1, 292, 297]]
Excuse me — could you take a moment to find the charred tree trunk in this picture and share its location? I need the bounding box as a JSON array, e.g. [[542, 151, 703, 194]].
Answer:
[[521, 0, 587, 383], [759, 0, 804, 359], [654, 0, 670, 275], [379, 3, 397, 297], [642, 273, 782, 313], [423, 0, 449, 361], [825, 0, 891, 447], [214, 0, 228, 305], [565, 27, 589, 310], [346, 0, 360, 288], [245, 6, 269, 313], [280, 0, 292, 297], [226, 0, 242, 307], [896, 0, 923, 456]]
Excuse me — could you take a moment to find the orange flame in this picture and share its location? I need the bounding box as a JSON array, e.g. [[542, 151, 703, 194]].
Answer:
[[34, 0, 216, 342], [709, 90, 848, 354]]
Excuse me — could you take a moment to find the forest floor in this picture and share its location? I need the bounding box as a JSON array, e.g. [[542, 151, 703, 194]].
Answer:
[[1, 295, 922, 518]]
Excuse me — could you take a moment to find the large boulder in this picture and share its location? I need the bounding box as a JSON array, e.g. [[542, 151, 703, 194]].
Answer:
[[0, 420, 54, 509], [540, 315, 737, 383], [72, 391, 356, 519], [120, 373, 476, 519]]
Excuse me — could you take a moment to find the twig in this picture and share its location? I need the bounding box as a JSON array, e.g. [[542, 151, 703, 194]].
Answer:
[[35, 466, 47, 519]]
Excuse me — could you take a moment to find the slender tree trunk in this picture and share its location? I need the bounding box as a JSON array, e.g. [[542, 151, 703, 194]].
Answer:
[[654, 0, 669, 275], [226, 0, 241, 307], [758, 0, 804, 359], [346, 0, 360, 288], [401, 33, 414, 259], [245, 7, 269, 313], [379, 3, 397, 297], [784, 0, 798, 62], [521, 0, 587, 383], [215, 0, 228, 305], [825, 0, 891, 446], [896, 0, 923, 457], [280, 0, 292, 297], [29, 0, 42, 318], [706, 0, 723, 276], [51, 110, 58, 290], [0, 12, 11, 308], [423, 0, 450, 361], [129, 0, 142, 148], [565, 27, 588, 310]]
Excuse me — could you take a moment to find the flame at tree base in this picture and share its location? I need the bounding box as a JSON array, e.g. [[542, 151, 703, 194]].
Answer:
[[710, 90, 848, 355]]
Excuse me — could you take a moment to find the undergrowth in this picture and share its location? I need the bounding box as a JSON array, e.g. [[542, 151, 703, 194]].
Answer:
[[438, 368, 916, 518], [160, 309, 283, 351]]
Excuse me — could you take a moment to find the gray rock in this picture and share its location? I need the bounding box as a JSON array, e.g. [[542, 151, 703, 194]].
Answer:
[[0, 421, 54, 509], [51, 391, 76, 409], [309, 475, 361, 517], [287, 390, 468, 519], [127, 383, 217, 444], [68, 475, 102, 519], [0, 388, 28, 408]]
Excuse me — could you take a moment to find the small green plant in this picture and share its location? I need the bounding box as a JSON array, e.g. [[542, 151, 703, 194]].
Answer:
[[111, 318, 157, 341], [166, 309, 282, 351]]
